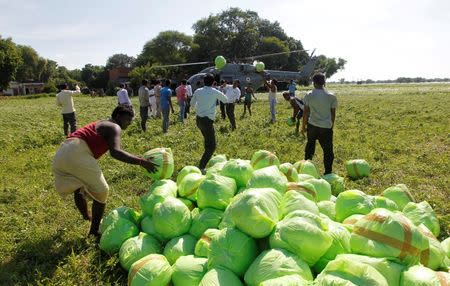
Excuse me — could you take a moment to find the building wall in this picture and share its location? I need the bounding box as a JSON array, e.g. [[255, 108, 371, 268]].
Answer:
[[109, 67, 131, 82]]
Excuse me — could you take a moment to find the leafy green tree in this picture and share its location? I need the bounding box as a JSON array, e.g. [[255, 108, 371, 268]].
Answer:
[[15, 45, 40, 82], [106, 53, 135, 69], [81, 64, 108, 89], [256, 37, 289, 69], [315, 55, 347, 78], [0, 36, 21, 89]]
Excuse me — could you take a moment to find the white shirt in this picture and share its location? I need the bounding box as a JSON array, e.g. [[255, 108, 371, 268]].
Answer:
[[117, 88, 131, 105], [56, 88, 80, 114], [304, 88, 337, 129], [224, 85, 241, 103], [191, 86, 228, 120], [186, 84, 193, 97]]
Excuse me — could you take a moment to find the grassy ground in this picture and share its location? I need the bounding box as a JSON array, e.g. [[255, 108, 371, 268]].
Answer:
[[0, 83, 449, 285]]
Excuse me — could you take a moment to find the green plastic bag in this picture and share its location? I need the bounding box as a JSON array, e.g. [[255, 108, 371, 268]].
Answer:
[[335, 189, 375, 222], [280, 190, 319, 218], [382, 184, 415, 210], [228, 188, 282, 238], [215, 56, 227, 69], [418, 224, 446, 270], [140, 215, 165, 242], [199, 267, 243, 286], [176, 165, 202, 185], [208, 228, 258, 276], [180, 198, 195, 210], [345, 159, 370, 180], [305, 178, 331, 201], [255, 61, 265, 72], [400, 265, 450, 286], [350, 208, 429, 266], [286, 181, 317, 201], [259, 275, 309, 286], [194, 228, 221, 257], [163, 234, 197, 265], [172, 255, 208, 286], [99, 217, 139, 254], [143, 147, 174, 180], [403, 201, 440, 237], [140, 181, 177, 216], [220, 159, 254, 188], [342, 214, 365, 232], [148, 179, 177, 196], [318, 201, 336, 221], [442, 237, 450, 258], [244, 248, 313, 286], [128, 254, 173, 286], [197, 173, 237, 210], [371, 195, 399, 211], [314, 257, 388, 286], [247, 165, 288, 194], [293, 160, 319, 178], [189, 208, 224, 238], [206, 154, 227, 168], [270, 211, 333, 266], [119, 232, 161, 271], [100, 206, 142, 234], [206, 161, 227, 176], [279, 163, 299, 182], [297, 173, 315, 182], [286, 117, 295, 127], [178, 173, 206, 201], [250, 150, 280, 170], [322, 173, 346, 195], [152, 197, 191, 240]]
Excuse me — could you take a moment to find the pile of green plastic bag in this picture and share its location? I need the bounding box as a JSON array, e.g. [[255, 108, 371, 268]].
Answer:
[[98, 149, 449, 285]]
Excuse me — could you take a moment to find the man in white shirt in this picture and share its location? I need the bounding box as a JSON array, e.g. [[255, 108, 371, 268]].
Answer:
[[154, 80, 162, 118], [56, 83, 81, 135], [117, 83, 132, 106], [223, 80, 241, 130], [148, 84, 157, 118], [138, 79, 150, 131]]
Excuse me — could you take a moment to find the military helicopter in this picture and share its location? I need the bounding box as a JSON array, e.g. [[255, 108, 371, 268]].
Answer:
[[151, 49, 317, 92]]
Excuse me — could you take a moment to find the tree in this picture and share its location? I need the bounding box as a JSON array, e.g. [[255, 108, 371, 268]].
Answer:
[[315, 55, 347, 78], [81, 64, 108, 89], [0, 36, 21, 89], [15, 45, 40, 82], [256, 37, 289, 69], [106, 53, 135, 70]]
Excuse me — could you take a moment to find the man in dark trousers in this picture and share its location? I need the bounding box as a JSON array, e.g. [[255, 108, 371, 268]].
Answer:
[[302, 73, 337, 175]]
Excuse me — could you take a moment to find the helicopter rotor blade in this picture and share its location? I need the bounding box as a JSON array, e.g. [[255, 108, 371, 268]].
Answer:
[[239, 49, 309, 61], [150, 61, 212, 69]]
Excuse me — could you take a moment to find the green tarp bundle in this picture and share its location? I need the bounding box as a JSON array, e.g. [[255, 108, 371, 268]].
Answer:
[[335, 189, 375, 222], [305, 178, 332, 201], [99, 206, 141, 234], [247, 166, 288, 194], [195, 228, 221, 257], [220, 159, 254, 188], [382, 184, 415, 210], [342, 214, 365, 232], [286, 181, 317, 201], [403, 201, 440, 237], [280, 190, 319, 218], [177, 173, 206, 201], [128, 254, 173, 286], [197, 173, 237, 210], [143, 147, 174, 180], [206, 154, 227, 168], [244, 248, 313, 286], [189, 208, 224, 238], [270, 210, 333, 266], [140, 180, 177, 216], [99, 217, 139, 254], [228, 188, 282, 238], [208, 228, 258, 276], [400, 265, 450, 286], [259, 274, 310, 286], [442, 237, 450, 258], [140, 215, 165, 242], [371, 195, 399, 211], [345, 159, 370, 180], [297, 173, 315, 182], [418, 224, 446, 270], [293, 160, 319, 178], [318, 201, 336, 221], [322, 173, 346, 195], [119, 232, 161, 271], [198, 267, 244, 286], [171, 255, 208, 286], [278, 163, 299, 182], [162, 234, 197, 265], [152, 197, 191, 240], [250, 150, 280, 170], [176, 165, 202, 185], [350, 208, 429, 266], [206, 161, 227, 176]]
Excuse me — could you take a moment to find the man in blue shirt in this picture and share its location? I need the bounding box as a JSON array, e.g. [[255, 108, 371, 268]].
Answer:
[[160, 79, 174, 133], [191, 73, 228, 171], [287, 80, 296, 98]]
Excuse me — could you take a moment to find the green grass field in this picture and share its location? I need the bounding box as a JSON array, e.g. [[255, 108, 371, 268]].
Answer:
[[0, 83, 449, 285]]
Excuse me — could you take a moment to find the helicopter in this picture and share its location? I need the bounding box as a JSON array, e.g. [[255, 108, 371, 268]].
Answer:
[[151, 49, 317, 92]]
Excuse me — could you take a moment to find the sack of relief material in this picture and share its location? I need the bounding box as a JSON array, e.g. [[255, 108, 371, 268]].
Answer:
[[163, 234, 197, 265], [100, 206, 142, 234], [199, 267, 243, 286], [218, 192, 245, 230], [313, 221, 352, 273], [140, 215, 165, 242], [371, 195, 399, 211], [99, 217, 139, 254], [244, 248, 313, 286], [314, 257, 389, 286], [180, 198, 195, 210], [143, 147, 174, 180], [228, 188, 282, 238], [286, 181, 317, 201], [333, 254, 404, 286], [140, 180, 177, 216], [350, 208, 429, 266], [178, 173, 206, 201], [172, 255, 208, 286], [279, 163, 299, 182], [250, 150, 280, 170], [293, 160, 319, 178], [305, 178, 331, 201], [220, 159, 254, 188], [418, 224, 446, 270], [195, 228, 221, 258], [119, 232, 161, 271], [281, 190, 319, 218], [189, 208, 224, 238], [403, 201, 440, 237], [208, 227, 258, 276], [176, 165, 202, 185], [269, 210, 333, 266], [153, 197, 191, 240], [297, 173, 315, 182], [259, 275, 310, 286], [318, 201, 336, 221], [345, 159, 370, 180], [322, 173, 346, 195], [247, 165, 288, 194], [443, 237, 450, 259], [382, 184, 415, 210], [206, 154, 227, 168], [400, 265, 450, 286], [197, 173, 237, 210], [335, 189, 375, 222], [342, 214, 365, 232], [128, 254, 172, 286]]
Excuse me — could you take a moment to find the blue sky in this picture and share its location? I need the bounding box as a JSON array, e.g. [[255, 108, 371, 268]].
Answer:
[[1, 0, 449, 81]]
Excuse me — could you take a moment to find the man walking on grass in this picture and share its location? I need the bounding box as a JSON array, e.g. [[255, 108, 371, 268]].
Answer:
[[302, 73, 337, 175], [138, 79, 150, 131], [56, 83, 81, 135]]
